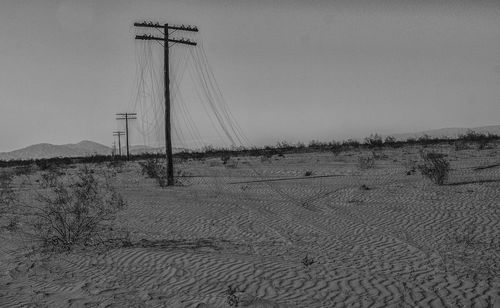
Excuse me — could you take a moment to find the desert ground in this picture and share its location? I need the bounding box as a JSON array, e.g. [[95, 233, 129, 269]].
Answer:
[[1, 143, 499, 307]]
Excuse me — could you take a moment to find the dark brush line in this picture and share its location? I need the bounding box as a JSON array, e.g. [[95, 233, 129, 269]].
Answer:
[[229, 174, 345, 184]]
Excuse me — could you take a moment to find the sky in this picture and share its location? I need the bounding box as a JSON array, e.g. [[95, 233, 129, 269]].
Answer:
[[0, 0, 499, 151]]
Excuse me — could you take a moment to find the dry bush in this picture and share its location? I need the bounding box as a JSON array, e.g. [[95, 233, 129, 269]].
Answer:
[[39, 165, 64, 188], [29, 166, 125, 251], [0, 171, 18, 232], [364, 133, 383, 148], [454, 140, 471, 151], [0, 171, 16, 210], [221, 155, 231, 165], [224, 285, 241, 307], [417, 151, 450, 185], [260, 155, 272, 163], [358, 155, 375, 169], [140, 158, 163, 178], [139, 158, 169, 187], [225, 158, 239, 169]]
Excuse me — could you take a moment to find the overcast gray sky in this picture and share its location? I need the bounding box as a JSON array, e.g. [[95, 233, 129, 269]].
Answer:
[[1, 0, 499, 151]]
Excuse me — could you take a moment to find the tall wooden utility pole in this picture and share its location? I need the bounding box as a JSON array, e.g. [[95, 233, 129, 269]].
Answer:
[[113, 131, 125, 156], [134, 21, 198, 186], [116, 113, 137, 160]]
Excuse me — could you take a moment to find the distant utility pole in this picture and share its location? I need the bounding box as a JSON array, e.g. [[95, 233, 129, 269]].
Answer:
[[113, 131, 125, 156], [116, 113, 137, 160], [134, 21, 198, 186]]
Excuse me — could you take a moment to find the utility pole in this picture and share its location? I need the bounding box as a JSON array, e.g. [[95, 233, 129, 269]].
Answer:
[[113, 131, 125, 156], [116, 113, 137, 160], [134, 21, 198, 186]]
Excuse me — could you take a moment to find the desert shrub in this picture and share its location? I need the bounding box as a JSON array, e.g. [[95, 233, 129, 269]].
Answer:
[[260, 155, 272, 163], [39, 165, 64, 188], [276, 140, 292, 149], [0, 171, 16, 210], [477, 139, 489, 150], [371, 149, 388, 160], [360, 184, 370, 190], [5, 215, 19, 231], [224, 285, 241, 307], [364, 134, 383, 148], [302, 254, 315, 267], [107, 159, 126, 170], [454, 140, 471, 151], [358, 155, 375, 169], [139, 158, 170, 186], [309, 140, 329, 149], [221, 155, 231, 165], [31, 167, 125, 250], [140, 158, 163, 178], [13, 165, 34, 176], [384, 136, 396, 144], [330, 141, 343, 156], [417, 151, 450, 185], [225, 159, 239, 169], [343, 139, 360, 148]]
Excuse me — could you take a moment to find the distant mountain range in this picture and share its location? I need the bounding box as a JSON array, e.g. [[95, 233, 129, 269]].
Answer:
[[0, 141, 183, 161], [387, 125, 500, 141], [1, 124, 499, 160]]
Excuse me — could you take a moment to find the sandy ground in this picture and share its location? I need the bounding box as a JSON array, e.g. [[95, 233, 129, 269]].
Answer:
[[1, 144, 500, 307]]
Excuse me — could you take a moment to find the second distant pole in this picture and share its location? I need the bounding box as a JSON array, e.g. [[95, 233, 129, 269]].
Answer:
[[116, 113, 137, 160]]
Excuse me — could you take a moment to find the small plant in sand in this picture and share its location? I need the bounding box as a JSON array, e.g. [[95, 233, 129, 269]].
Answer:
[[364, 133, 383, 148], [31, 166, 125, 251], [139, 158, 169, 187], [330, 142, 343, 156], [261, 152, 273, 163], [107, 159, 126, 172], [302, 254, 315, 268], [140, 157, 163, 178], [0, 171, 16, 209], [417, 151, 450, 185], [224, 285, 241, 307], [225, 158, 239, 169], [221, 155, 231, 165], [5, 215, 19, 231], [454, 140, 469, 151], [39, 165, 63, 188], [384, 136, 397, 147], [358, 155, 375, 169]]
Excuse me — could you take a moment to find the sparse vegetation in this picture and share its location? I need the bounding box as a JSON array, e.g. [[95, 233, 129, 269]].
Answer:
[[221, 154, 231, 165], [364, 133, 383, 148], [224, 158, 239, 169], [224, 285, 241, 307], [302, 254, 315, 267], [417, 151, 450, 185], [29, 166, 125, 251], [358, 155, 375, 169], [0, 171, 16, 209], [139, 158, 169, 187]]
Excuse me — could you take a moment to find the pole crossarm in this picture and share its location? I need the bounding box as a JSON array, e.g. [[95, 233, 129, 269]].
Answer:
[[134, 22, 198, 32], [135, 35, 197, 46]]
